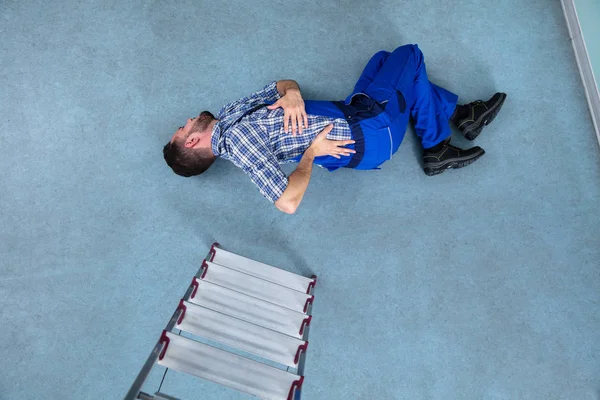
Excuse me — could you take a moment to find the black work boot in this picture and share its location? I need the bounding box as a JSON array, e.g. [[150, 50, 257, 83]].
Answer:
[[452, 92, 507, 140], [422, 138, 485, 176]]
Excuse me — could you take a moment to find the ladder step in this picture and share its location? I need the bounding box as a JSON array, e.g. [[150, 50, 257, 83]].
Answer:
[[210, 246, 316, 293], [157, 332, 303, 400], [188, 279, 311, 339], [176, 301, 308, 368], [201, 261, 313, 314]]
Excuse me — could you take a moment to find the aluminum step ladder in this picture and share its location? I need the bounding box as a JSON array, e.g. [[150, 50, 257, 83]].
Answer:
[[124, 243, 317, 400]]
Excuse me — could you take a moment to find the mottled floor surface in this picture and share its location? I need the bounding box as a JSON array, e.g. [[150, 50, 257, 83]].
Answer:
[[1, 1, 599, 399]]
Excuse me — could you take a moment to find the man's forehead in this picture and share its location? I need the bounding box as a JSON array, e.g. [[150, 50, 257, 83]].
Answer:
[[170, 128, 184, 144], [171, 118, 192, 143]]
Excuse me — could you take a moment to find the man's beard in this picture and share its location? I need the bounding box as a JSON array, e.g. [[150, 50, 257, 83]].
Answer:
[[192, 111, 216, 132]]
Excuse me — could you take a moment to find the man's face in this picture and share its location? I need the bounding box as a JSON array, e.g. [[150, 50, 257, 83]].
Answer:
[[170, 116, 199, 145]]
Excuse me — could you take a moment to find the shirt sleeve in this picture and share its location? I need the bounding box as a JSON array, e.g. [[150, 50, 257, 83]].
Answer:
[[228, 130, 288, 204], [217, 81, 281, 122]]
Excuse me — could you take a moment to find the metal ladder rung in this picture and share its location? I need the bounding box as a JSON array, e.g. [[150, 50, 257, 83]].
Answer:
[[176, 300, 308, 368], [201, 261, 313, 314], [210, 246, 316, 293], [157, 332, 303, 400], [189, 279, 310, 339]]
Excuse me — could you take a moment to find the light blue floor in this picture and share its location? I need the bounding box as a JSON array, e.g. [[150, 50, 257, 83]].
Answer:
[[1, 1, 599, 399]]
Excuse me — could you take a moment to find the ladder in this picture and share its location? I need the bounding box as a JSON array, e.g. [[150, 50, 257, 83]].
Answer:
[[124, 243, 317, 400]]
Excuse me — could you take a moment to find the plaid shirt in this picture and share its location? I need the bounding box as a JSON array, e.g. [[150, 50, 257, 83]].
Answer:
[[211, 81, 351, 203]]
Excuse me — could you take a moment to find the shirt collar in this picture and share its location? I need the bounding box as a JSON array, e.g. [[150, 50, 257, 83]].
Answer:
[[211, 121, 223, 156]]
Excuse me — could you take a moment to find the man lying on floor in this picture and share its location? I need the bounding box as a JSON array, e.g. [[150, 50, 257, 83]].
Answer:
[[163, 44, 507, 214]]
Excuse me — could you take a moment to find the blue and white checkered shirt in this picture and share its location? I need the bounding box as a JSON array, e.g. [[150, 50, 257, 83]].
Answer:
[[211, 81, 351, 203]]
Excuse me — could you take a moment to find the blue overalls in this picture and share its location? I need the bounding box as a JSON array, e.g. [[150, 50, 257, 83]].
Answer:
[[301, 44, 458, 171]]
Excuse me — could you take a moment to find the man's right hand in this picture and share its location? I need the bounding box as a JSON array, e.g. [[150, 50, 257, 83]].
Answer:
[[307, 124, 356, 159]]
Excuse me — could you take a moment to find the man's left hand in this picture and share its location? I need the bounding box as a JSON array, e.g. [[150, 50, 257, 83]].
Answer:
[[267, 89, 309, 135]]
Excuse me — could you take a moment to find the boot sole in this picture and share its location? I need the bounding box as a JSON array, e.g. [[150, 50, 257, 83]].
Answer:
[[423, 149, 485, 176], [462, 93, 507, 140]]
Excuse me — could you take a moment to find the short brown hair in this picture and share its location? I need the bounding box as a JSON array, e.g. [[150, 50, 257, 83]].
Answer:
[[163, 111, 216, 177]]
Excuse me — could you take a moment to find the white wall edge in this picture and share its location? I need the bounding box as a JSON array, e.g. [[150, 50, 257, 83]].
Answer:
[[561, 0, 600, 147]]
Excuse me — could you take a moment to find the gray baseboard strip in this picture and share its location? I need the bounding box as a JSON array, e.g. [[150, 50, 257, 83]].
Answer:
[[561, 0, 600, 146]]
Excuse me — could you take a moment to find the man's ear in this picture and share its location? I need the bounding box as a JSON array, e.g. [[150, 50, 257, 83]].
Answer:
[[184, 133, 202, 148]]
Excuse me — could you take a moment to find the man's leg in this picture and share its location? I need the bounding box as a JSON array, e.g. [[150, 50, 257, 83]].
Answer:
[[364, 45, 486, 176], [405, 46, 508, 142], [348, 51, 391, 100], [364, 45, 455, 147], [450, 93, 507, 140], [410, 51, 457, 148]]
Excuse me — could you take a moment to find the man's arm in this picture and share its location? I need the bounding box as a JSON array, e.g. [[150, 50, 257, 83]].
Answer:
[[217, 81, 282, 122], [274, 125, 355, 214], [275, 148, 315, 214], [218, 80, 297, 120], [276, 80, 301, 96], [218, 80, 307, 135]]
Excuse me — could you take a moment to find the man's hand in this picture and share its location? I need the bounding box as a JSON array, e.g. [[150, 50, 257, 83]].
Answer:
[[274, 124, 355, 214], [268, 88, 308, 135], [308, 124, 356, 159]]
